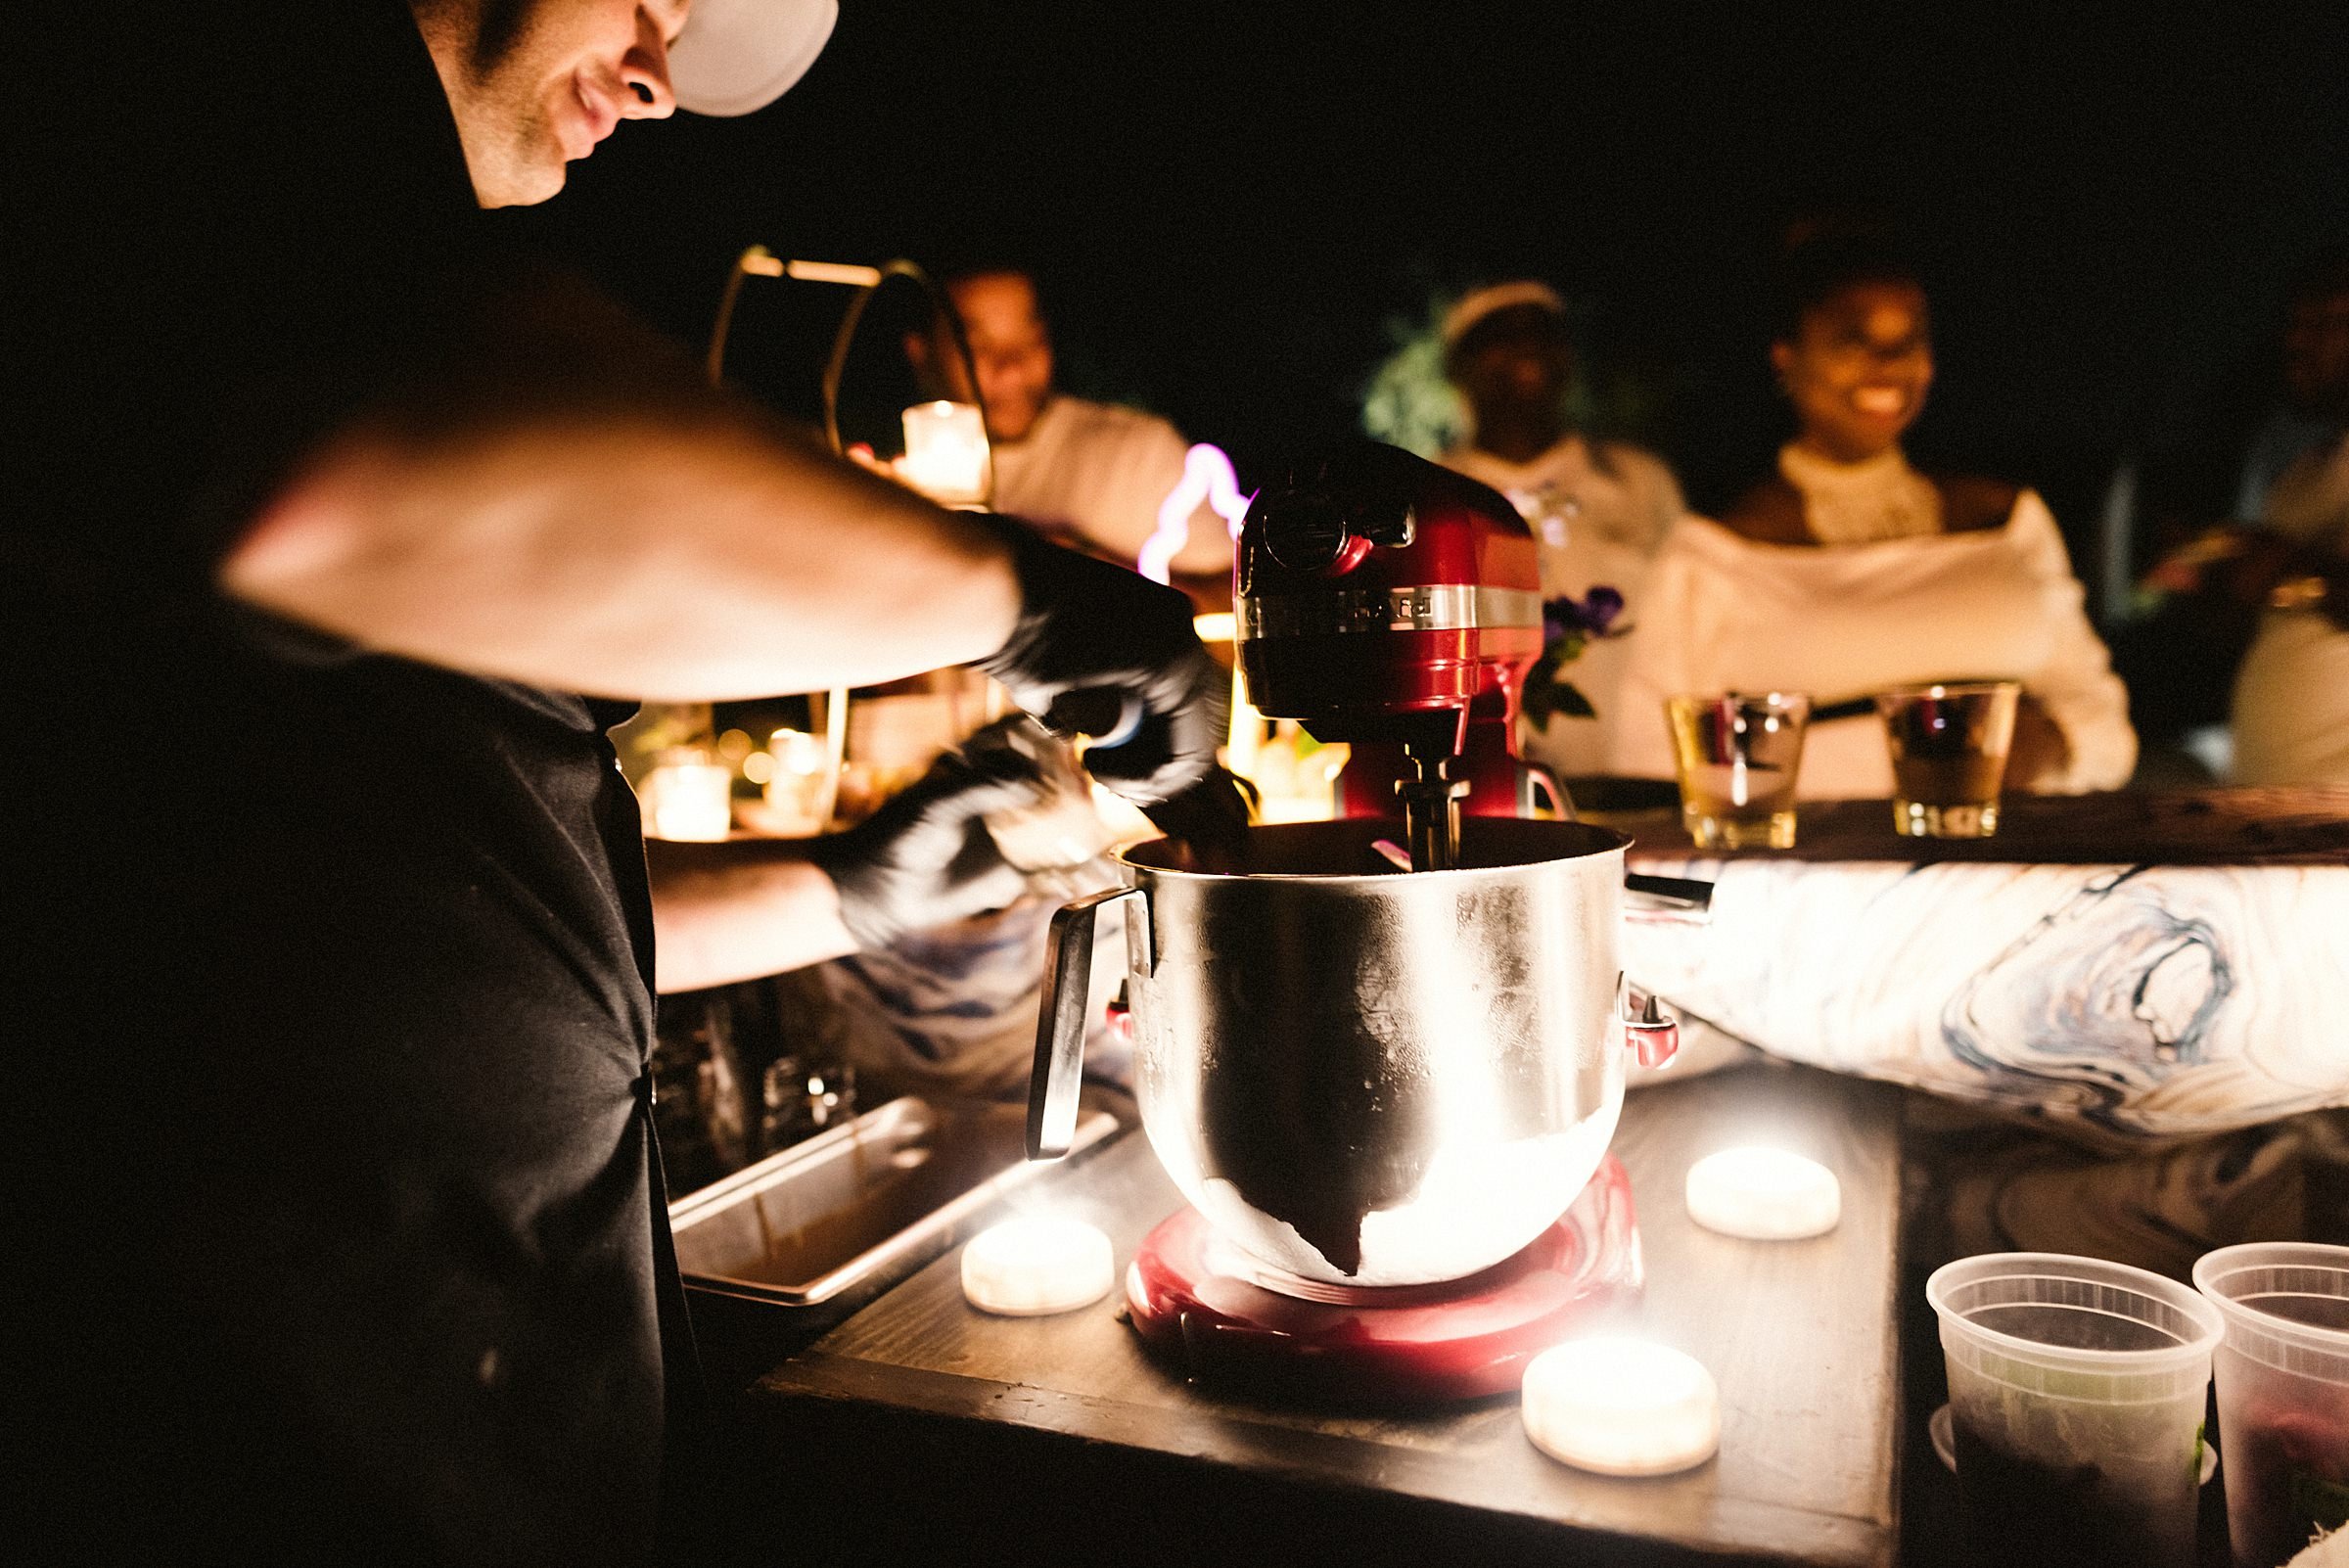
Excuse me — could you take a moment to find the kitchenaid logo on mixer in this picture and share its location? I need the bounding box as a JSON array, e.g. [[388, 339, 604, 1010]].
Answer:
[[1238, 585, 1544, 639]]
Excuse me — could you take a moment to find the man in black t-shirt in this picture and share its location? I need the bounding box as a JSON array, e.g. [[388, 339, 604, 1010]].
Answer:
[[15, 3, 1223, 1561]]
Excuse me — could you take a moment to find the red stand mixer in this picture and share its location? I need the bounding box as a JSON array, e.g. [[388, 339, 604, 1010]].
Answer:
[[1029, 441, 1697, 1407], [1235, 439, 1560, 868]]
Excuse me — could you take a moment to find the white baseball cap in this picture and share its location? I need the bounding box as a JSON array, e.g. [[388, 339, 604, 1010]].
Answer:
[[669, 0, 839, 116]]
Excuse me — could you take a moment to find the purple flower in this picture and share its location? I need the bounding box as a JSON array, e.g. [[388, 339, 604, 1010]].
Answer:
[[1543, 586, 1627, 645]]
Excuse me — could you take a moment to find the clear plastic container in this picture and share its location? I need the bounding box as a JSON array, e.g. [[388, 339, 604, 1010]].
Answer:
[[1926, 1252, 2225, 1568], [2193, 1243, 2349, 1567]]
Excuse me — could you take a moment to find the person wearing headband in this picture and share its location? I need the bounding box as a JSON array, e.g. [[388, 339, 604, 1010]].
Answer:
[[20, 4, 1224, 1559], [1434, 280, 1687, 776]]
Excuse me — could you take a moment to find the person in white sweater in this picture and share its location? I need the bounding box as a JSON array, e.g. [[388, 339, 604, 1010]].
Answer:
[[1611, 236, 2136, 797], [2230, 427, 2349, 786], [1432, 280, 1684, 777]]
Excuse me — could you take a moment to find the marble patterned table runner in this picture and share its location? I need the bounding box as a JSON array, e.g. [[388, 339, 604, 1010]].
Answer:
[[1618, 789, 2349, 1142]]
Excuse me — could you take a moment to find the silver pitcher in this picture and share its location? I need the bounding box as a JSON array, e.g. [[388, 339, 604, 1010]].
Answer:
[[1028, 817, 1702, 1288]]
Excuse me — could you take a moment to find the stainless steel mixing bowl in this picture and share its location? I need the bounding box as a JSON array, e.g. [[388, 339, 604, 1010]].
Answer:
[[1028, 817, 1693, 1287]]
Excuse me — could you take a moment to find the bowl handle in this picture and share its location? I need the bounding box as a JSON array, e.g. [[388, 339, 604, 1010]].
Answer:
[[1028, 885, 1148, 1160], [1624, 871, 1713, 924]]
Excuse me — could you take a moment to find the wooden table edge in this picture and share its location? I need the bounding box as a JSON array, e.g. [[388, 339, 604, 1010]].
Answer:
[[754, 1341, 1897, 1568]]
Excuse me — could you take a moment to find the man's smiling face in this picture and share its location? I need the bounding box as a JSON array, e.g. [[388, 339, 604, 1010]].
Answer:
[[413, 0, 691, 208]]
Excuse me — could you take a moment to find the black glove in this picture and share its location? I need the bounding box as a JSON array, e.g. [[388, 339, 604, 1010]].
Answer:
[[805, 719, 1049, 950], [972, 516, 1228, 807]]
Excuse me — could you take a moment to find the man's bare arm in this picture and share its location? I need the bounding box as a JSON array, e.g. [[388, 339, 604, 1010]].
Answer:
[[646, 722, 1048, 993], [645, 839, 856, 993], [216, 266, 1021, 701]]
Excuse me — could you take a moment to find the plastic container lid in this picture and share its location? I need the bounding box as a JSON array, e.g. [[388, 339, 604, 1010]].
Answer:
[[1926, 1252, 2226, 1405], [2192, 1242, 2349, 1384]]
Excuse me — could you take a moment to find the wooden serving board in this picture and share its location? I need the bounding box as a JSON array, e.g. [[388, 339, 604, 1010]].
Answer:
[[741, 1061, 1907, 1567]]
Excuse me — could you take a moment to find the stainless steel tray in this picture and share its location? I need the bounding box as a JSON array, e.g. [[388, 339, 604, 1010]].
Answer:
[[667, 1094, 1119, 1307]]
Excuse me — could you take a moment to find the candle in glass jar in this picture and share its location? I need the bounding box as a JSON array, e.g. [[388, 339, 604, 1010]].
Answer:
[[960, 1216, 1115, 1316], [1683, 1146, 1841, 1240], [761, 727, 831, 835], [1522, 1336, 1721, 1476], [640, 756, 732, 842], [898, 400, 991, 507]]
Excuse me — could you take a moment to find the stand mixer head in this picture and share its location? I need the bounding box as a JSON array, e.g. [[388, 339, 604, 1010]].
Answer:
[[1235, 440, 1546, 868]]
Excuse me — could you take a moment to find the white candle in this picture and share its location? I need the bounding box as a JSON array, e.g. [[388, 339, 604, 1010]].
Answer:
[[1683, 1146, 1841, 1241], [1522, 1336, 1721, 1476], [761, 727, 831, 835], [898, 400, 992, 507], [640, 761, 733, 842], [960, 1217, 1115, 1316]]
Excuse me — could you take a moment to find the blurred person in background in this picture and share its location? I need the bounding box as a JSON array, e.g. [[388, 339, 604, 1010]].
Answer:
[[780, 260, 1245, 1113], [1432, 280, 1685, 777], [2119, 244, 2349, 781], [2230, 528, 2349, 787], [1611, 231, 2136, 797], [913, 265, 1234, 597], [2229, 257, 2349, 784], [2236, 244, 2349, 531]]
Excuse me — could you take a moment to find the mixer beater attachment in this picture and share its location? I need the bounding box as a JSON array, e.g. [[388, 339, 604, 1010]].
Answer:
[[1397, 744, 1469, 872]]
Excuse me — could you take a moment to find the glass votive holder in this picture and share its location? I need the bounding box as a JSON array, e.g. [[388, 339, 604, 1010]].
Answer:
[[761, 727, 833, 836], [639, 747, 733, 842], [898, 399, 992, 507], [1875, 680, 2019, 839], [1663, 691, 1811, 850]]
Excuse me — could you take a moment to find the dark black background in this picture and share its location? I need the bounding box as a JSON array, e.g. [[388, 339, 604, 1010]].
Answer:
[[508, 0, 2349, 535]]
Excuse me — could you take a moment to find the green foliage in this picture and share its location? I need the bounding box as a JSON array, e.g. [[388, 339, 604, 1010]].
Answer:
[[1359, 296, 1467, 458], [1521, 632, 1597, 726]]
